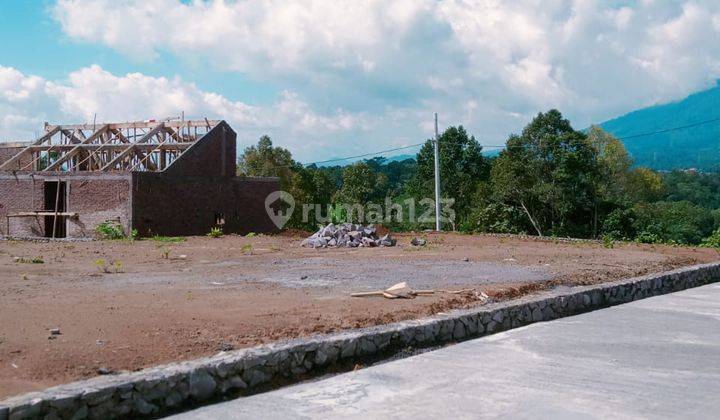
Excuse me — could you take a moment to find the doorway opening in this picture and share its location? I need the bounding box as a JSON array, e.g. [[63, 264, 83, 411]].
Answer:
[[44, 180, 67, 238]]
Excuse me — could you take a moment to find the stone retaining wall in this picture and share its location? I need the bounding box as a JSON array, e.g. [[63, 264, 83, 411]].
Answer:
[[3, 262, 720, 420]]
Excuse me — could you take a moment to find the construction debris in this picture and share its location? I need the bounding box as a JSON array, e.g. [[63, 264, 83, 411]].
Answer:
[[350, 282, 491, 301], [350, 282, 434, 299], [97, 367, 116, 375], [301, 223, 396, 248], [410, 237, 427, 246]]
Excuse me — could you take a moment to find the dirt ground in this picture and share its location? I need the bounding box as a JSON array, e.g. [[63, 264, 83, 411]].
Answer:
[[0, 232, 717, 398]]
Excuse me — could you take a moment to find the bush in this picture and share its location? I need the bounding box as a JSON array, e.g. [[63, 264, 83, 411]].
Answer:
[[95, 221, 126, 240], [631, 201, 717, 245], [701, 228, 720, 248], [207, 227, 223, 238], [601, 208, 636, 241], [635, 231, 663, 244], [602, 235, 615, 249], [466, 202, 526, 234]]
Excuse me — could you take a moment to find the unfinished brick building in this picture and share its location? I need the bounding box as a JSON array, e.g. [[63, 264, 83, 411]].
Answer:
[[0, 120, 279, 238]]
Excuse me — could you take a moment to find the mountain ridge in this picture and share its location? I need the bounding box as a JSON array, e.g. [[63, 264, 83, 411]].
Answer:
[[600, 82, 720, 171]]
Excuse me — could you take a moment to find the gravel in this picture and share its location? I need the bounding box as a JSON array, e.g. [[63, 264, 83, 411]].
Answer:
[[243, 257, 552, 290]]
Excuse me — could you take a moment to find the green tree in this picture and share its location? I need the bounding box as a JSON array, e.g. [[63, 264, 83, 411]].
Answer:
[[626, 167, 665, 203], [335, 162, 386, 204], [286, 166, 337, 229], [587, 126, 633, 203], [409, 126, 487, 228], [238, 135, 300, 189], [491, 110, 600, 237], [662, 170, 720, 208]]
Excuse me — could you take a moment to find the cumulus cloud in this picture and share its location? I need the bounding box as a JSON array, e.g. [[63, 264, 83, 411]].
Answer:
[[6, 0, 720, 160], [0, 65, 380, 161], [51, 1, 720, 115]]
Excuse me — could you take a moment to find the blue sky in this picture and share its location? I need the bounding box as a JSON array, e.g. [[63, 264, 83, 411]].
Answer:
[[1, 1, 720, 162], [0, 1, 278, 103]]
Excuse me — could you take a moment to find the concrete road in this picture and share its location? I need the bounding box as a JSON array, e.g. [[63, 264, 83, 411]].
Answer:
[[172, 283, 720, 419]]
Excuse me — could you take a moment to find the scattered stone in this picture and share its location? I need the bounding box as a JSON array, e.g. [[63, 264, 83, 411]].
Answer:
[[410, 237, 427, 246], [379, 234, 396, 247], [217, 342, 234, 352], [49, 328, 61, 335], [97, 367, 114, 375], [301, 223, 396, 248], [462, 257, 470, 262]]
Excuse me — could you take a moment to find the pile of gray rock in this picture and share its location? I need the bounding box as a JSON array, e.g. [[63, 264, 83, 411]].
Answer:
[[301, 223, 396, 248]]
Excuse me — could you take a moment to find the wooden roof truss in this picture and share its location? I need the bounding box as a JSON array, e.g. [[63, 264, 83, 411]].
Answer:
[[0, 120, 220, 172]]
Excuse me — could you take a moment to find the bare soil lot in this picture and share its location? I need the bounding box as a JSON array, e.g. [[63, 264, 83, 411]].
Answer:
[[0, 232, 717, 398]]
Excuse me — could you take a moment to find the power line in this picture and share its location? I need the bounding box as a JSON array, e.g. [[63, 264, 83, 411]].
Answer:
[[614, 117, 720, 140], [295, 116, 720, 167], [303, 143, 425, 166]]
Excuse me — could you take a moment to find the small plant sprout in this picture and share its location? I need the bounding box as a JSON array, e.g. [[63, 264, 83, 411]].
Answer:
[[241, 244, 253, 254], [602, 235, 615, 249], [160, 247, 171, 259], [113, 260, 124, 273], [207, 227, 224, 238], [95, 259, 111, 273]]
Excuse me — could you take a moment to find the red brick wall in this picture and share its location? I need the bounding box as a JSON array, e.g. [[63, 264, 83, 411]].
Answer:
[[0, 174, 132, 238], [131, 172, 280, 237], [65, 176, 133, 237], [0, 177, 42, 236], [0, 146, 33, 171]]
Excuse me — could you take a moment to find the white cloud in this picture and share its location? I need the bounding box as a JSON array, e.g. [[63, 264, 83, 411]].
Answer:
[[5, 0, 720, 161], [0, 65, 381, 161], [50, 1, 720, 126], [52, 0, 435, 76]]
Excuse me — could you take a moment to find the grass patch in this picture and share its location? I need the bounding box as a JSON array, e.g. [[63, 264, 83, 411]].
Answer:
[[95, 221, 126, 240], [150, 235, 186, 243]]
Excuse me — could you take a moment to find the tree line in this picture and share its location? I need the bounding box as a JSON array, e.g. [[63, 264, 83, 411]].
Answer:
[[238, 109, 720, 246]]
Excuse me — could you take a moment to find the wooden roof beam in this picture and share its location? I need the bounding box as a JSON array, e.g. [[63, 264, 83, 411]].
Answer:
[[46, 120, 221, 131], [43, 125, 110, 171], [27, 143, 192, 151], [0, 126, 61, 171], [100, 123, 164, 171]]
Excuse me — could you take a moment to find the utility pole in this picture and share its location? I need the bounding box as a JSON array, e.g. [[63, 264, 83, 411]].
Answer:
[[434, 113, 441, 231]]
